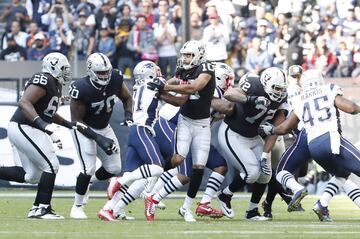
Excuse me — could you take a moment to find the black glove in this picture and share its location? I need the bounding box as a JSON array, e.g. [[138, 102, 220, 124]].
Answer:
[[147, 77, 165, 91], [120, 110, 133, 126], [247, 96, 271, 107], [258, 122, 275, 137], [95, 134, 119, 155]]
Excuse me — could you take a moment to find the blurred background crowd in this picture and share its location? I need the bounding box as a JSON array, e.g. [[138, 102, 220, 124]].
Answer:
[[0, 0, 360, 81]]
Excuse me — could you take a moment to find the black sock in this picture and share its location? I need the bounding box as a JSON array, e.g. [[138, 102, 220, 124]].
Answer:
[[75, 173, 91, 195], [250, 183, 267, 204], [95, 166, 114, 181], [163, 159, 173, 171], [265, 173, 279, 207], [228, 174, 246, 193], [34, 172, 56, 206], [186, 168, 204, 198], [0, 166, 26, 183]]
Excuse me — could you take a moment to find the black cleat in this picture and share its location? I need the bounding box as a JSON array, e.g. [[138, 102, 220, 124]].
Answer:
[[261, 201, 273, 220]]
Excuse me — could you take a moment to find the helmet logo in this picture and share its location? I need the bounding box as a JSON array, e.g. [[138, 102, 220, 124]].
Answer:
[[50, 58, 59, 66]]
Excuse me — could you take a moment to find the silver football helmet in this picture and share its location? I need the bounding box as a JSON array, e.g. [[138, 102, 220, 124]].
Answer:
[[133, 61, 162, 85], [179, 40, 206, 70], [260, 67, 287, 102], [87, 53, 112, 86], [42, 52, 71, 85], [300, 69, 324, 91], [214, 62, 235, 91]]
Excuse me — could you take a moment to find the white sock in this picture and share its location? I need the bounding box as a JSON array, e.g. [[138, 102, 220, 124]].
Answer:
[[276, 170, 303, 193], [151, 168, 179, 195], [153, 175, 183, 202], [320, 176, 345, 207], [74, 193, 85, 207], [182, 195, 193, 210], [118, 164, 164, 186], [248, 202, 258, 211], [200, 172, 225, 204], [222, 186, 234, 196], [113, 179, 147, 216], [343, 179, 360, 208]]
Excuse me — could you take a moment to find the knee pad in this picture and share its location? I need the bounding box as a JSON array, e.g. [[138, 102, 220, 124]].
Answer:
[[256, 172, 272, 184], [245, 170, 261, 184], [105, 164, 122, 175], [25, 172, 41, 184], [43, 160, 59, 174]]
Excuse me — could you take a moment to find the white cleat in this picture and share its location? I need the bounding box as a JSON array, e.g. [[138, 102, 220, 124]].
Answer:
[[115, 209, 135, 221], [156, 201, 166, 210], [27, 206, 38, 218], [178, 207, 196, 222], [34, 205, 64, 220], [245, 208, 270, 221], [70, 205, 88, 219]]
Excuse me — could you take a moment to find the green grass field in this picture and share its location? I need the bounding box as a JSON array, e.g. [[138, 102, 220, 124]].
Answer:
[[0, 191, 359, 239]]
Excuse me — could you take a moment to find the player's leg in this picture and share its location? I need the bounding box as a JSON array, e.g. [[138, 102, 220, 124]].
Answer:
[[171, 114, 192, 167]]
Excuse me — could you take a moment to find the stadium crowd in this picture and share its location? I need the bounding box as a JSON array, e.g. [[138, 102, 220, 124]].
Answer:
[[0, 0, 360, 80]]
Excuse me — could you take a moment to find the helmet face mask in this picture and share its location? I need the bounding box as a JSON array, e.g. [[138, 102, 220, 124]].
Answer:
[[179, 40, 206, 70], [260, 67, 287, 102], [133, 60, 162, 85], [87, 53, 112, 86], [300, 69, 324, 91], [214, 62, 235, 91], [42, 52, 71, 85]]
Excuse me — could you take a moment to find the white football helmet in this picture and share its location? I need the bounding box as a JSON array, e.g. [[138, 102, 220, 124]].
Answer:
[[300, 69, 324, 91], [260, 67, 287, 102], [179, 40, 206, 70], [86, 53, 112, 86], [214, 62, 235, 91], [42, 52, 71, 85], [287, 65, 303, 85], [133, 60, 162, 85]]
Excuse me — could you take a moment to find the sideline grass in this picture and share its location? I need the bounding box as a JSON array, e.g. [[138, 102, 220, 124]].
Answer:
[[0, 192, 359, 239]]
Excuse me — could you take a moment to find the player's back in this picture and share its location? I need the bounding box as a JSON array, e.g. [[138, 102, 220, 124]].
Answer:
[[292, 83, 342, 142]]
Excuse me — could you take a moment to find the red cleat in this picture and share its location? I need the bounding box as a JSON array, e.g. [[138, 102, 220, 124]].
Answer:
[[97, 209, 115, 221], [195, 202, 224, 218], [144, 196, 157, 221], [107, 177, 122, 199]]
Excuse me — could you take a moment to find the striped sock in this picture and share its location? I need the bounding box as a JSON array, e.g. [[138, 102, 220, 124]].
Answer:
[[276, 170, 303, 193], [200, 172, 225, 204], [150, 167, 179, 195], [153, 175, 183, 202], [118, 164, 164, 186], [343, 179, 360, 208], [320, 176, 344, 207], [103, 184, 129, 210]]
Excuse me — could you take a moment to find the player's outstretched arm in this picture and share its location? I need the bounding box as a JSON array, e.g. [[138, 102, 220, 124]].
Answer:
[[119, 83, 133, 124], [273, 112, 299, 135], [53, 113, 75, 129], [163, 73, 212, 94], [211, 98, 235, 116], [263, 110, 287, 153], [223, 87, 248, 103], [159, 92, 189, 106], [335, 95, 360, 115]]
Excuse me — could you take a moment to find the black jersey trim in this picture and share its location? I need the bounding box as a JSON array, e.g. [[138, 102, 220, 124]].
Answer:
[[73, 129, 87, 175], [224, 125, 248, 182], [18, 124, 55, 174]]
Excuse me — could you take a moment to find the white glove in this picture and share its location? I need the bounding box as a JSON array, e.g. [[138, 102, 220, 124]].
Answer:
[[45, 125, 62, 149], [258, 122, 275, 137], [260, 152, 271, 176]]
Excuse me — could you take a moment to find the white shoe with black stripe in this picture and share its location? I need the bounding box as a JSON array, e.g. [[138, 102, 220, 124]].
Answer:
[[34, 205, 64, 220]]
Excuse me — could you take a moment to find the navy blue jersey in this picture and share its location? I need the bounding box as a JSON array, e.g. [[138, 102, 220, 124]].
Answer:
[[11, 72, 62, 127], [178, 62, 215, 119], [69, 69, 124, 129], [224, 75, 287, 137]]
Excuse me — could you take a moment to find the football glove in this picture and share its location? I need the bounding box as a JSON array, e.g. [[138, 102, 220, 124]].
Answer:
[[95, 134, 119, 155], [247, 96, 271, 107], [120, 111, 133, 127], [147, 77, 165, 91], [258, 122, 275, 137], [44, 125, 62, 150], [259, 157, 272, 176]]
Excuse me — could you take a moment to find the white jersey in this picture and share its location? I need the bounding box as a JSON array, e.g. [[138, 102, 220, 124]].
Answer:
[[132, 83, 160, 132], [286, 83, 304, 130], [292, 83, 343, 144]]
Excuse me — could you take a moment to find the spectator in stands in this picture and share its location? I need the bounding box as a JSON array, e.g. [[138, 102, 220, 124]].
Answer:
[[74, 12, 95, 60], [334, 39, 353, 77], [340, 7, 360, 36], [273, 23, 289, 68], [178, 12, 203, 42], [324, 24, 339, 52], [41, 0, 73, 32], [126, 14, 155, 64], [26, 21, 40, 49], [76, 0, 96, 28], [0, 0, 29, 32], [95, 1, 117, 35], [27, 32, 51, 61], [245, 36, 272, 74], [351, 48, 360, 77], [25, 0, 52, 29], [115, 19, 135, 77], [48, 16, 73, 57], [0, 33, 27, 61], [172, 0, 182, 30], [154, 14, 177, 78], [256, 18, 275, 52], [2, 20, 28, 50], [139, 0, 154, 28], [115, 4, 135, 27], [202, 12, 229, 62], [95, 27, 116, 65], [118, 0, 141, 18], [154, 0, 172, 25]]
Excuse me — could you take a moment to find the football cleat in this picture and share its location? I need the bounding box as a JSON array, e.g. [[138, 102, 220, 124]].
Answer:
[[107, 177, 122, 200], [312, 200, 333, 222], [70, 205, 87, 219], [27, 206, 38, 218], [144, 196, 157, 221], [291, 203, 305, 212], [178, 206, 196, 222], [245, 208, 270, 221], [195, 202, 224, 218], [156, 201, 166, 210], [217, 192, 234, 219], [288, 188, 308, 212], [115, 211, 135, 221], [97, 209, 116, 221], [34, 205, 64, 220], [261, 201, 273, 220]]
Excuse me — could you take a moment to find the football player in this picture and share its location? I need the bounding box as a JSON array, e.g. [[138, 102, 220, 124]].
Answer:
[[260, 69, 360, 221], [69, 53, 133, 219], [0, 52, 72, 219], [216, 67, 288, 221], [146, 40, 216, 220]]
